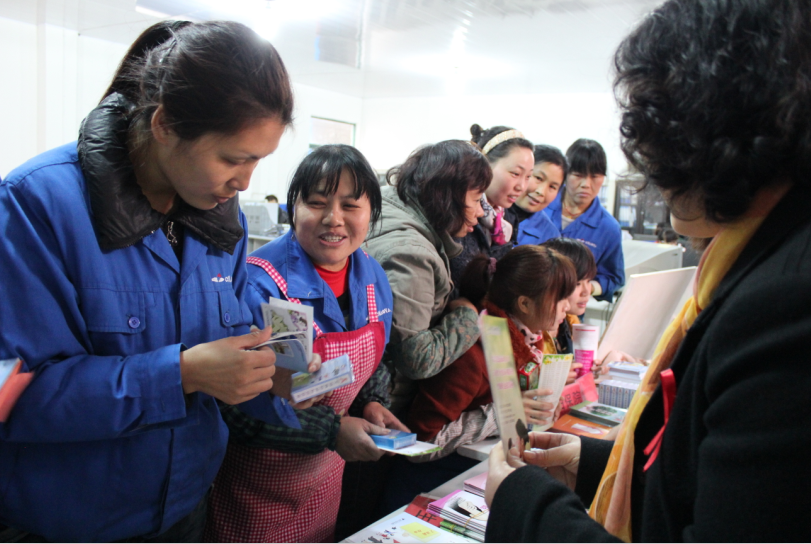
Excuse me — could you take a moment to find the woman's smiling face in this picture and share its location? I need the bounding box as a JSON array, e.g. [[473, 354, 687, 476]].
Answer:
[[516, 161, 565, 213], [293, 168, 372, 271], [485, 146, 534, 209]]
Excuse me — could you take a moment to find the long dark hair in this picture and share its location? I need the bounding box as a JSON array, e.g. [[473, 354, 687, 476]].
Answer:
[[287, 145, 382, 233], [104, 20, 294, 150], [389, 140, 491, 236], [460, 245, 577, 324]]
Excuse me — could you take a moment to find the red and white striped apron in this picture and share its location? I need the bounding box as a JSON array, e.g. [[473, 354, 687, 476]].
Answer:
[[205, 257, 386, 543]]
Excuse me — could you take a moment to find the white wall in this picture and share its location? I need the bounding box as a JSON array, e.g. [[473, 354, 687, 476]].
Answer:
[[245, 83, 363, 203], [0, 16, 126, 178], [0, 16, 363, 207], [356, 93, 624, 213], [0, 15, 623, 213]]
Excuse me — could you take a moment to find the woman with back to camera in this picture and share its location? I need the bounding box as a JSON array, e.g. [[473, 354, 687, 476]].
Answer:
[[206, 145, 404, 543], [0, 20, 298, 542], [449, 125, 534, 288], [485, 0, 811, 541], [364, 141, 492, 416], [506, 144, 568, 240]]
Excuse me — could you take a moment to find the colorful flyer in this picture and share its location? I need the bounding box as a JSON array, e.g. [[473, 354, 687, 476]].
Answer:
[[478, 311, 527, 458]]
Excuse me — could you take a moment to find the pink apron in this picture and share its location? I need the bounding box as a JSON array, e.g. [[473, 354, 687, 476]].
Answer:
[[205, 257, 386, 543]]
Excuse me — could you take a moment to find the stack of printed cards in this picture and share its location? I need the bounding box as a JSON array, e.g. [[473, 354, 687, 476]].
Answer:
[[427, 490, 488, 541], [255, 298, 314, 372]]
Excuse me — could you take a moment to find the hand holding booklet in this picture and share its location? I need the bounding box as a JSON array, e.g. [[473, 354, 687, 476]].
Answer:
[[253, 298, 357, 402], [251, 297, 314, 372]]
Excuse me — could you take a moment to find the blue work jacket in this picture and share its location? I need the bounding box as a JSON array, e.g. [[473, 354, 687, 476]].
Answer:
[[544, 193, 625, 301], [515, 209, 560, 246], [0, 144, 289, 542], [247, 230, 393, 343]]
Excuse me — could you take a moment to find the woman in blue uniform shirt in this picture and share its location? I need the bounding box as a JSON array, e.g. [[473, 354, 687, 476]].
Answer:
[[0, 21, 297, 542], [207, 145, 402, 543], [537, 139, 625, 301]]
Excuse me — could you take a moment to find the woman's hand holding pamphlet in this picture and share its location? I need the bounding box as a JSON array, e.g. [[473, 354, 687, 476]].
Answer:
[[252, 298, 355, 403]]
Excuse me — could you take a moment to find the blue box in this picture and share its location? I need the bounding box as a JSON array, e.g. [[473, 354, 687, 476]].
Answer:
[[371, 430, 417, 450]]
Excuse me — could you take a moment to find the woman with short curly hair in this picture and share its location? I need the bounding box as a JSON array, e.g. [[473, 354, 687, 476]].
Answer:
[[484, 0, 811, 541]]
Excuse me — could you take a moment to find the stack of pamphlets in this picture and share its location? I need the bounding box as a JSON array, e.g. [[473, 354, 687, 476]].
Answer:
[[463, 472, 487, 498], [255, 298, 314, 372], [533, 353, 574, 431], [427, 490, 488, 542], [598, 361, 648, 409], [569, 401, 628, 427], [341, 512, 472, 543]]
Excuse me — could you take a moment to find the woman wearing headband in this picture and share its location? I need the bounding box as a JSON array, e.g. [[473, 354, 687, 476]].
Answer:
[[485, 0, 811, 540], [0, 21, 295, 542], [449, 125, 534, 291]]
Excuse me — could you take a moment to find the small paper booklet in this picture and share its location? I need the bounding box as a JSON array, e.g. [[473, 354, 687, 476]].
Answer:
[[427, 490, 488, 541], [478, 311, 527, 458], [375, 441, 442, 457], [254, 298, 314, 372], [342, 512, 472, 543], [290, 354, 354, 403], [463, 471, 487, 497], [569, 401, 628, 427]]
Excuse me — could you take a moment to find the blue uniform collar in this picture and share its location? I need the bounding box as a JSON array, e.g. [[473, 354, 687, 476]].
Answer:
[[548, 192, 603, 230], [283, 230, 375, 298]]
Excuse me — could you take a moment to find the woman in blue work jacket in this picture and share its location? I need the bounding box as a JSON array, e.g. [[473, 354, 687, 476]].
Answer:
[[0, 21, 298, 542], [523, 139, 625, 301], [207, 144, 403, 543]]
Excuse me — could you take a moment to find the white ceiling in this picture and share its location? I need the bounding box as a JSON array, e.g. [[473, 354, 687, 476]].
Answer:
[[1, 0, 663, 98]]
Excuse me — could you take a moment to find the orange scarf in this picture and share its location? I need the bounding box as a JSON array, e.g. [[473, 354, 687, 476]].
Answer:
[[588, 184, 791, 542]]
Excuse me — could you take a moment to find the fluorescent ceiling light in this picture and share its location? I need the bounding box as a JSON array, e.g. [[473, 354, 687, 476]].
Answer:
[[135, 5, 171, 18]]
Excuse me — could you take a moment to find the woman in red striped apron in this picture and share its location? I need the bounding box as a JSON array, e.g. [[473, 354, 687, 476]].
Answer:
[[205, 144, 406, 542]]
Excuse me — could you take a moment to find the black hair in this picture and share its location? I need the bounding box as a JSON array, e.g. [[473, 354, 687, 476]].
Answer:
[[389, 140, 492, 236], [287, 145, 382, 233], [566, 139, 607, 177], [105, 20, 294, 149], [470, 124, 533, 163], [540, 238, 597, 282], [533, 144, 569, 180], [460, 246, 577, 323], [658, 227, 679, 244], [614, 0, 811, 223]]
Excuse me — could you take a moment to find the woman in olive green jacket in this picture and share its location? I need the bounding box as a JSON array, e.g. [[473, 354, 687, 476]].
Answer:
[[364, 140, 491, 414]]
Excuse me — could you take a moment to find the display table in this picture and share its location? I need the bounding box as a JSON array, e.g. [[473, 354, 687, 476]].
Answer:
[[456, 438, 499, 461], [341, 459, 489, 543]]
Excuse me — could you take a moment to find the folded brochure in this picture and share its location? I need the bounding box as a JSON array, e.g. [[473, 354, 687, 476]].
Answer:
[[290, 354, 354, 403], [255, 297, 314, 372]]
